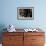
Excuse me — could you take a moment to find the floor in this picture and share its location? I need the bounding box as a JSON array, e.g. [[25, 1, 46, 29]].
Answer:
[[0, 44, 2, 46]]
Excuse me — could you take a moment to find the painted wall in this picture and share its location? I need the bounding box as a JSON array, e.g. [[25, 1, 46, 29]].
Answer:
[[0, 0, 46, 44]]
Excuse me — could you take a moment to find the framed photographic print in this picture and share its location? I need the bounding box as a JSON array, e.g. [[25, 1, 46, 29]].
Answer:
[[17, 7, 34, 20]]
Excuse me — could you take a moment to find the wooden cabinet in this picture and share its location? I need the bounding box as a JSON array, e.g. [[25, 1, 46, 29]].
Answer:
[[2, 32, 45, 46]]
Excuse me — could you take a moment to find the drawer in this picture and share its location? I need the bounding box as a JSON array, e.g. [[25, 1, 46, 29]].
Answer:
[[32, 44, 44, 46], [24, 32, 44, 36], [24, 36, 32, 46], [3, 32, 24, 36], [32, 36, 45, 44], [3, 43, 23, 46], [24, 35, 44, 45], [24, 36, 32, 40], [3, 35, 23, 44], [3, 44, 15, 46]]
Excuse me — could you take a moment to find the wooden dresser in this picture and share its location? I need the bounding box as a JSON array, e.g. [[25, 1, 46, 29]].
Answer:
[[2, 32, 45, 46]]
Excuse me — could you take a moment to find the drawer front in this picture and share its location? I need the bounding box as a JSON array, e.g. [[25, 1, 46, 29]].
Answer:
[[32, 44, 44, 46], [32, 36, 45, 44], [3, 43, 23, 46], [24, 32, 44, 36], [24, 36, 32, 46], [3, 36, 23, 44], [3, 32, 23, 36]]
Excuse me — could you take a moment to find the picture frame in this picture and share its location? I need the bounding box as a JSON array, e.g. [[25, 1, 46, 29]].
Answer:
[[17, 7, 34, 20]]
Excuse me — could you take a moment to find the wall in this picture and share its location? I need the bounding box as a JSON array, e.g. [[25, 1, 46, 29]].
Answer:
[[0, 0, 46, 44], [0, 0, 46, 29]]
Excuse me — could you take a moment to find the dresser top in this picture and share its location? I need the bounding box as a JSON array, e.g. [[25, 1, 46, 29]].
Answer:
[[3, 29, 45, 33], [15, 29, 44, 32]]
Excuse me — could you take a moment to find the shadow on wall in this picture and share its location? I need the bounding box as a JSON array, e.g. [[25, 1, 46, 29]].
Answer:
[[0, 24, 7, 43]]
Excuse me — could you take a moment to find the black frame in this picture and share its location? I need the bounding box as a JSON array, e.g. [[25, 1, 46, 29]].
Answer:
[[17, 7, 34, 20]]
